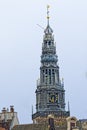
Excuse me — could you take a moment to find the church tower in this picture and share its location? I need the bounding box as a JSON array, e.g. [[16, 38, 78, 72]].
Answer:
[[32, 6, 70, 123]]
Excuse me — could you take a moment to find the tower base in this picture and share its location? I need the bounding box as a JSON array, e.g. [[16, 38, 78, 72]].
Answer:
[[32, 110, 70, 124]]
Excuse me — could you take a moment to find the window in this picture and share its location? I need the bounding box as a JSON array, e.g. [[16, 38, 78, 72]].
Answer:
[[49, 69, 51, 84], [48, 41, 51, 45]]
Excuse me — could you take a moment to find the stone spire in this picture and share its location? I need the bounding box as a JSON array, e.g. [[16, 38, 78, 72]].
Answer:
[[32, 6, 70, 123]]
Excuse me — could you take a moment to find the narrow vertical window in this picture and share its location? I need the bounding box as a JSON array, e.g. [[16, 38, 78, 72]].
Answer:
[[43, 70, 44, 83], [45, 69, 48, 84], [52, 69, 55, 84], [49, 69, 51, 84]]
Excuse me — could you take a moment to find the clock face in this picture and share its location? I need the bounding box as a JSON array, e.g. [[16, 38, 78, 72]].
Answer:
[[49, 93, 58, 103]]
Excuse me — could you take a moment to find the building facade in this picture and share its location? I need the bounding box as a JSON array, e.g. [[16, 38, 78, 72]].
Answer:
[[0, 106, 19, 130]]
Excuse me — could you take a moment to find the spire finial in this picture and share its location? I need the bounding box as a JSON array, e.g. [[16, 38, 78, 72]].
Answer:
[[47, 5, 50, 26]]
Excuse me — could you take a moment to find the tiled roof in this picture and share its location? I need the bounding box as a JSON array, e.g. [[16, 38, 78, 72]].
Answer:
[[12, 123, 67, 130], [12, 124, 48, 130], [79, 119, 87, 122]]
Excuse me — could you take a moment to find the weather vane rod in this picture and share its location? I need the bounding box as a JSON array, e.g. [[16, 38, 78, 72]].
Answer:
[[47, 5, 50, 25]]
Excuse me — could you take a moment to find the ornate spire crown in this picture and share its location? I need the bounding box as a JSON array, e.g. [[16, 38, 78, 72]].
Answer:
[[44, 5, 53, 34]]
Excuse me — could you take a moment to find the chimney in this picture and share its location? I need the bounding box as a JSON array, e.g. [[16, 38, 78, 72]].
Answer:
[[2, 108, 6, 113], [10, 106, 14, 112]]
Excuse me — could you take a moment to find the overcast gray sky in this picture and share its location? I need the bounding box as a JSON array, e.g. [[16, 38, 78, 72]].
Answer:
[[0, 0, 87, 124]]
